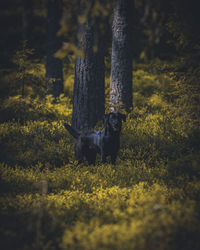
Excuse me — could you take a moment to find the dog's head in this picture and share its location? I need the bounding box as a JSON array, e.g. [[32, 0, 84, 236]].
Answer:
[[104, 112, 126, 132]]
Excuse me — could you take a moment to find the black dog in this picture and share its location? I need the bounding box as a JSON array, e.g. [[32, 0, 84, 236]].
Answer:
[[64, 112, 126, 165]]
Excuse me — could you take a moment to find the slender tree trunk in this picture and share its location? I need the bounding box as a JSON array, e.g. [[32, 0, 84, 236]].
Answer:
[[22, 0, 33, 43], [72, 4, 105, 130], [46, 0, 63, 98], [110, 0, 133, 112]]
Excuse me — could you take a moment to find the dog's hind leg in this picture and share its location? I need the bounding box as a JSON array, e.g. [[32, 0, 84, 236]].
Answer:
[[85, 148, 97, 165], [87, 153, 97, 165], [100, 149, 106, 164], [75, 144, 84, 164]]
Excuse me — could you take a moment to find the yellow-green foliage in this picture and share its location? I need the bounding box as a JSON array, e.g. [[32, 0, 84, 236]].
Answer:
[[61, 184, 199, 250], [0, 94, 72, 123], [0, 62, 200, 250]]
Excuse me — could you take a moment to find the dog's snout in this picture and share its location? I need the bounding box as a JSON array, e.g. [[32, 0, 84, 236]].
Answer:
[[112, 120, 121, 131]]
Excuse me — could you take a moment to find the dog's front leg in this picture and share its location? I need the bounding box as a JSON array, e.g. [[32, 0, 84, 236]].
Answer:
[[110, 153, 117, 165]]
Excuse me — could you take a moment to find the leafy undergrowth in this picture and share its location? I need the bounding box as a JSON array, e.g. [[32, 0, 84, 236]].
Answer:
[[0, 62, 200, 250]]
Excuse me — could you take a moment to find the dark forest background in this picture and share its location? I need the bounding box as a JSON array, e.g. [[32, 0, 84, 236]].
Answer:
[[0, 0, 200, 250]]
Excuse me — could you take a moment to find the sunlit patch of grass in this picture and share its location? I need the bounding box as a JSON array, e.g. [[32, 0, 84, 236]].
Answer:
[[1, 179, 200, 249]]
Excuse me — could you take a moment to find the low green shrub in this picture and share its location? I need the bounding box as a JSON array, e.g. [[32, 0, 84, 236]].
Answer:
[[0, 94, 72, 123], [1, 182, 200, 250]]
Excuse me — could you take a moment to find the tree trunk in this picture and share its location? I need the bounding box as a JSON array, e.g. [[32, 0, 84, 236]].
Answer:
[[72, 5, 105, 130], [110, 0, 133, 112], [46, 0, 63, 98], [22, 0, 33, 43]]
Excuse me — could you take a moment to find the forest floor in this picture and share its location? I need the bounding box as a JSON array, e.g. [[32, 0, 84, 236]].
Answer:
[[0, 62, 200, 250]]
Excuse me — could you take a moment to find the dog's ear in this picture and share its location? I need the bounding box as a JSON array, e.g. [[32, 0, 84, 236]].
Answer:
[[118, 113, 126, 122], [104, 114, 110, 124]]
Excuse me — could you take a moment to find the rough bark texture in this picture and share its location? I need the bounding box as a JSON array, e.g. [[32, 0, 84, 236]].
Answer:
[[46, 0, 63, 98], [72, 12, 105, 130], [110, 0, 133, 112]]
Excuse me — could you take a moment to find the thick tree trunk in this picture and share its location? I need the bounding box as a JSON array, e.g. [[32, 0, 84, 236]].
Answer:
[[46, 0, 63, 98], [110, 0, 133, 112], [72, 10, 105, 130]]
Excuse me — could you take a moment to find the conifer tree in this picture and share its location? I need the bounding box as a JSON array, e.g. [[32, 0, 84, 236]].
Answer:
[[46, 0, 63, 98]]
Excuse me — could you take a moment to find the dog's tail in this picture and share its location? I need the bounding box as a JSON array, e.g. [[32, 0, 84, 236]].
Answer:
[[64, 123, 80, 139]]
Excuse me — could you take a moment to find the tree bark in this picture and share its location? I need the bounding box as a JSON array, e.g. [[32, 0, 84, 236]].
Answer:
[[72, 4, 105, 130], [110, 0, 133, 112], [46, 0, 63, 98]]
